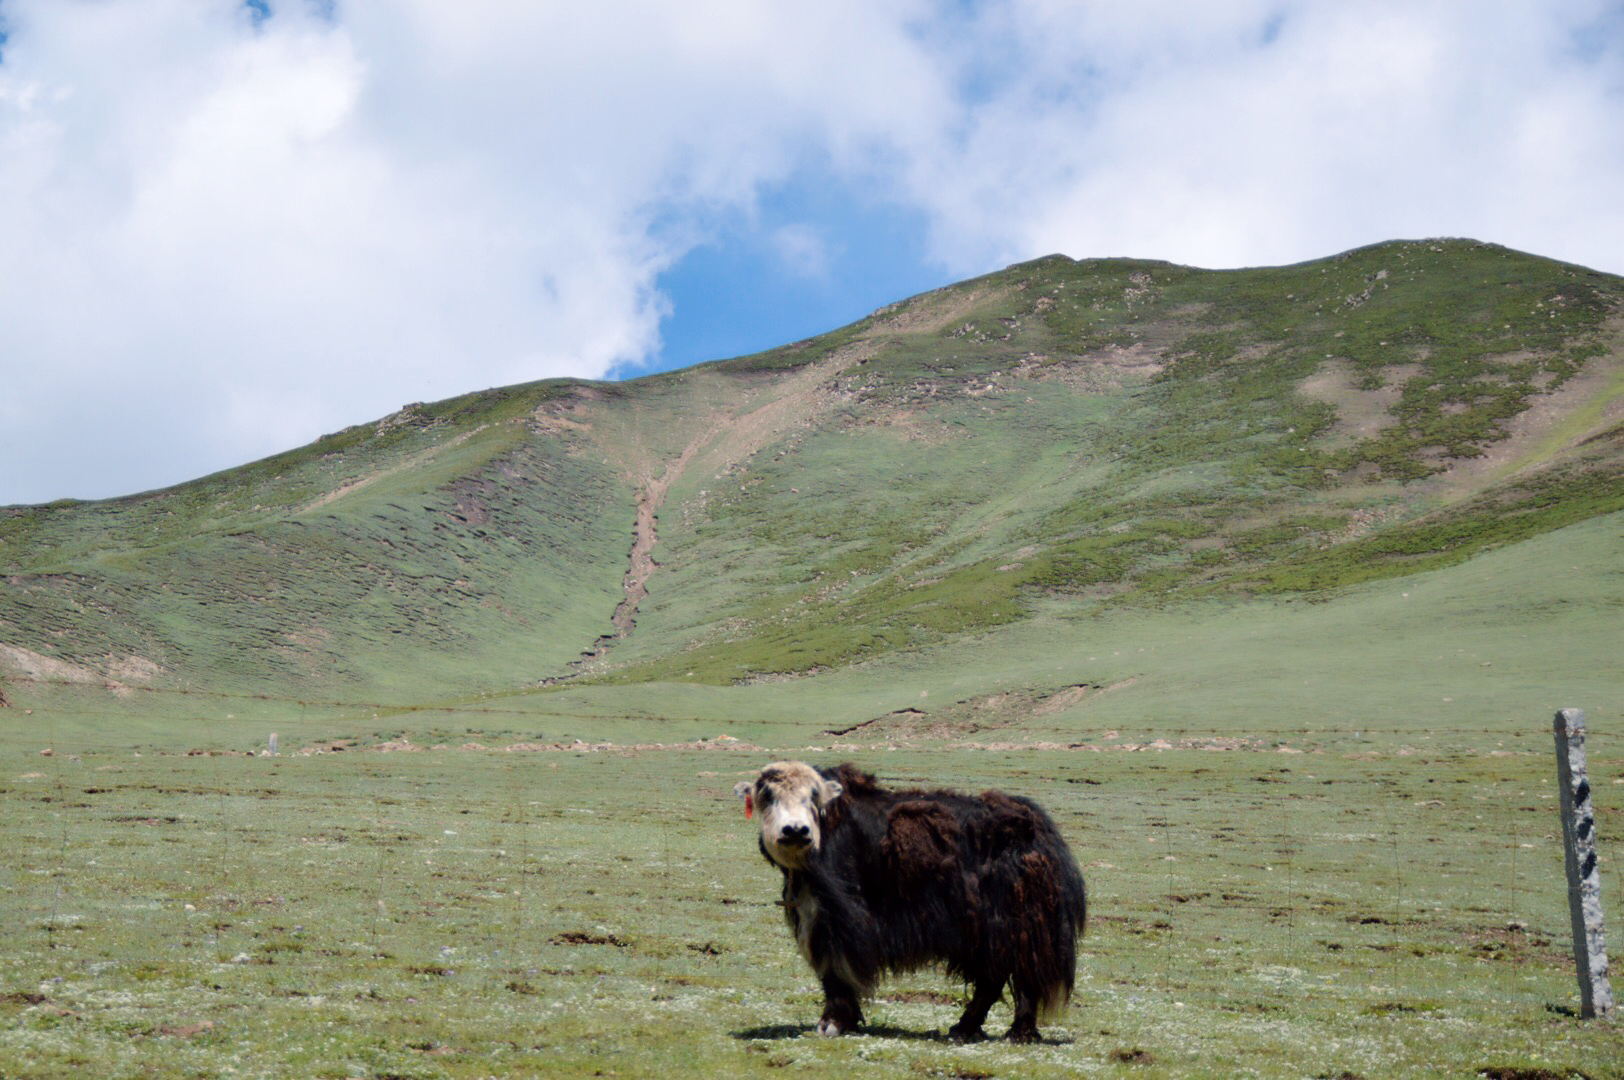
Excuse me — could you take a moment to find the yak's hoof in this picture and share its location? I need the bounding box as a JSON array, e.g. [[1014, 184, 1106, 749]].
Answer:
[[816, 1018, 854, 1037], [1005, 1024, 1041, 1044], [947, 1023, 987, 1044]]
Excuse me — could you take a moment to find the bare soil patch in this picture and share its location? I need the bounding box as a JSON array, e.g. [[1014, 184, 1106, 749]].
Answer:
[[0, 644, 161, 697], [873, 285, 1009, 336], [1299, 360, 1404, 448], [299, 427, 487, 514], [822, 680, 1142, 740], [1426, 331, 1624, 495], [1012, 343, 1165, 393]]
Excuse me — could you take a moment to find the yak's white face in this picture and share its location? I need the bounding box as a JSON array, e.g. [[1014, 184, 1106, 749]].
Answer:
[[734, 761, 844, 870]]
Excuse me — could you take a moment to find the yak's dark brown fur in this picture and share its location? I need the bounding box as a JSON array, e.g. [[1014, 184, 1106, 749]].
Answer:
[[751, 763, 1087, 1042]]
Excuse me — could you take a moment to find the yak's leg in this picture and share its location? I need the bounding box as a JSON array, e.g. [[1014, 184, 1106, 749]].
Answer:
[[817, 973, 864, 1036], [1004, 981, 1041, 1043], [948, 979, 1004, 1043]]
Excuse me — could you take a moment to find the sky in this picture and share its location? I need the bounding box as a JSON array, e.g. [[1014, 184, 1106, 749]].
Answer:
[[1, 1, 1622, 506]]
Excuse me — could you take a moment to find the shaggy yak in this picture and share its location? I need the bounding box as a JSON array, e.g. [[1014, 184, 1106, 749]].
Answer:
[[733, 761, 1086, 1042]]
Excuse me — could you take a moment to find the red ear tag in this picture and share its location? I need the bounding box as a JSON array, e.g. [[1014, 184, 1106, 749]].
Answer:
[[745, 794, 754, 820]]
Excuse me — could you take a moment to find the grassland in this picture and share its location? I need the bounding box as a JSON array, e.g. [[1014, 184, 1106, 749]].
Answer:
[[4, 512, 1622, 1078], [2, 238, 1622, 1076], [4, 728, 1619, 1079]]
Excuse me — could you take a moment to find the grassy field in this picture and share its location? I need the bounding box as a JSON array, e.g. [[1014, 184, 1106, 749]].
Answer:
[[4, 513, 1621, 1078], [3, 733, 1618, 1079]]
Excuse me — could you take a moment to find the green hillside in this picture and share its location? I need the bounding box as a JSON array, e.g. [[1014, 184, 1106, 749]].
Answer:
[[1, 237, 1620, 710]]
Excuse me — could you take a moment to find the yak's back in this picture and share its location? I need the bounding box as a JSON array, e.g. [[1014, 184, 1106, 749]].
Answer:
[[825, 764, 1070, 855]]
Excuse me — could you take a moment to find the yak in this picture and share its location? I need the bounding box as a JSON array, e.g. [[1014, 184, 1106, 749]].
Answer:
[[733, 761, 1086, 1042]]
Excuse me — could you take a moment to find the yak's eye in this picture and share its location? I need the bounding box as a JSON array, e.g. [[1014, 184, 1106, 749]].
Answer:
[[755, 787, 774, 806]]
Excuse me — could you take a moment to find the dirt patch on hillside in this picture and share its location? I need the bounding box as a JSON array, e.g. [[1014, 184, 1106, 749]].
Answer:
[[1426, 329, 1624, 495], [299, 427, 489, 514], [700, 347, 870, 471], [0, 645, 97, 684], [0, 644, 162, 697], [1299, 360, 1406, 449], [1012, 343, 1165, 393], [531, 385, 613, 439], [106, 654, 163, 683], [861, 405, 963, 445], [873, 285, 1010, 336], [1031, 681, 1130, 714], [824, 680, 1139, 739]]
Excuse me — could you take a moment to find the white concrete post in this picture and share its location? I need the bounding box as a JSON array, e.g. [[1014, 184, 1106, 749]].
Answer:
[[1554, 708, 1613, 1018]]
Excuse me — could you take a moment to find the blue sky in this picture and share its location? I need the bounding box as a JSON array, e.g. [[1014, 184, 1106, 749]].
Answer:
[[1, 0, 1622, 505], [650, 167, 945, 374]]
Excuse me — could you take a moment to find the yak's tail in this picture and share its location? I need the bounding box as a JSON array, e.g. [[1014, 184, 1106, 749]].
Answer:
[[973, 790, 1089, 1017], [1011, 843, 1088, 1017]]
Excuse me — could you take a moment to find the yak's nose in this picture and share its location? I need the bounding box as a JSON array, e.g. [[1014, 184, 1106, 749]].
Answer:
[[780, 823, 811, 844]]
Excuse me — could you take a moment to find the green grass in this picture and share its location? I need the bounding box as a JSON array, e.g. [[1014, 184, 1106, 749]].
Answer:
[[1223, 451, 1624, 595], [2, 505, 1622, 1076], [580, 239, 1624, 683], [2, 239, 1623, 1074], [0, 407, 634, 701], [3, 730, 1617, 1078]]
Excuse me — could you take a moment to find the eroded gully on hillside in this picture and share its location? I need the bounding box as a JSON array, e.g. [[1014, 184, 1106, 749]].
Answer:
[[545, 347, 870, 683]]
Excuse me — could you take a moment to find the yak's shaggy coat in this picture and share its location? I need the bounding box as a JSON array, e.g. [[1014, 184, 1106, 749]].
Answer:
[[736, 762, 1087, 1042]]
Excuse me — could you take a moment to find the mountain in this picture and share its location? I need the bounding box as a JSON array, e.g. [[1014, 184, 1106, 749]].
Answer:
[[2, 237, 1620, 723]]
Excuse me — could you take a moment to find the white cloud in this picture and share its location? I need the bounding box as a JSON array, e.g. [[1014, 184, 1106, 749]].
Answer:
[[1, 0, 1621, 504], [0, 0, 944, 503], [769, 224, 833, 279], [895, 1, 1624, 274]]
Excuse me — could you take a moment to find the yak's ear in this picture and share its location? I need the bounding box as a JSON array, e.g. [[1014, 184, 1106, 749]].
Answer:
[[818, 777, 844, 805], [733, 779, 756, 819]]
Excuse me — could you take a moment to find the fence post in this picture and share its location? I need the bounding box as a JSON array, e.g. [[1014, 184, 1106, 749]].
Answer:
[[1554, 708, 1613, 1018]]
